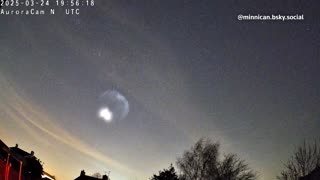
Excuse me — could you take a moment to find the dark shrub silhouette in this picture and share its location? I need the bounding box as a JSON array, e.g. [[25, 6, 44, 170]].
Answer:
[[150, 164, 179, 180], [23, 156, 43, 178]]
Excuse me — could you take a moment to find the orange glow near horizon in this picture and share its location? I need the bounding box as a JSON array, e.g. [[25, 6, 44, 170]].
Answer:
[[0, 74, 143, 180]]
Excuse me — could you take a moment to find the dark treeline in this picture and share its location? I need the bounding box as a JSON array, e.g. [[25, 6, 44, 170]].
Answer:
[[150, 138, 320, 180]]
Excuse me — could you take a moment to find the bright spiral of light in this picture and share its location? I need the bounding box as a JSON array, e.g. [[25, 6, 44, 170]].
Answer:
[[98, 90, 129, 123]]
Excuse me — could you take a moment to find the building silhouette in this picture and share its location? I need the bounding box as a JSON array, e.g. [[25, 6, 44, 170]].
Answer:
[[0, 139, 55, 180], [74, 170, 109, 180]]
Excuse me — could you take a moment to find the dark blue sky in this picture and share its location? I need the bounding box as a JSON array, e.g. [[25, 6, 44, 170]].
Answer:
[[0, 1, 320, 179]]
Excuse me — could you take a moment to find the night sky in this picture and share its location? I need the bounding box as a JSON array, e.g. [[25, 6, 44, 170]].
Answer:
[[1, 1, 320, 180]]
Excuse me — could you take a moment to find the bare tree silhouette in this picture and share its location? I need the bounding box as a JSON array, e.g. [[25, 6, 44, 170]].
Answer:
[[176, 138, 257, 180], [277, 141, 320, 180]]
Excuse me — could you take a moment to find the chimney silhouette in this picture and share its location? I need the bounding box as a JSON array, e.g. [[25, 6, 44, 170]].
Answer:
[[80, 170, 85, 176], [102, 175, 109, 180]]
